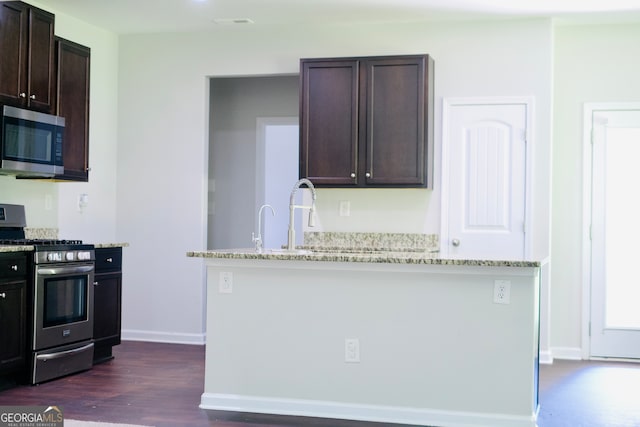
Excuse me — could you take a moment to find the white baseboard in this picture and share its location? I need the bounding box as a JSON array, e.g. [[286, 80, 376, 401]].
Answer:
[[200, 393, 537, 427], [550, 347, 583, 360], [121, 329, 205, 345], [539, 350, 554, 364]]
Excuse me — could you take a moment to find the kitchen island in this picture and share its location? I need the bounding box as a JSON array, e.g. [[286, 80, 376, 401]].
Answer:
[[188, 246, 541, 427]]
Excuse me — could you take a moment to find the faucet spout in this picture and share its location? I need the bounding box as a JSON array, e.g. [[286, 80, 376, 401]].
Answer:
[[287, 178, 317, 251], [252, 204, 275, 253]]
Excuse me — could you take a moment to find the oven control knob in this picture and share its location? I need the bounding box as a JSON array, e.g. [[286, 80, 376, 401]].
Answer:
[[66, 252, 75, 261], [77, 251, 91, 261], [47, 252, 62, 262]]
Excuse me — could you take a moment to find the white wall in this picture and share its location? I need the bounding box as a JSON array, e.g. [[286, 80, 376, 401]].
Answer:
[[552, 22, 640, 357], [114, 19, 553, 343], [2, 11, 555, 345]]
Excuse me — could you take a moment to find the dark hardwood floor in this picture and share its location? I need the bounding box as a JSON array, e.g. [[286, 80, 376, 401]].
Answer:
[[1, 341, 639, 427]]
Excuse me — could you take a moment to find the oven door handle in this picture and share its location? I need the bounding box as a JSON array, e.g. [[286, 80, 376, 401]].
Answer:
[[37, 265, 95, 275], [35, 342, 94, 361]]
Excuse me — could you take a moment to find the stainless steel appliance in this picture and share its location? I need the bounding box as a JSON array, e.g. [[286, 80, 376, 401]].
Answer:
[[0, 203, 95, 384], [0, 105, 65, 177]]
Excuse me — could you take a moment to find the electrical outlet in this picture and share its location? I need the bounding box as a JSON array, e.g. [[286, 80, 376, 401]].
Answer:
[[219, 272, 233, 294], [493, 280, 511, 304], [339, 200, 351, 217], [345, 338, 360, 363]]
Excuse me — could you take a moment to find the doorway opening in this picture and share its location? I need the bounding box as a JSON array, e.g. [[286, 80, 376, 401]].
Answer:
[[584, 103, 640, 359], [208, 75, 299, 250]]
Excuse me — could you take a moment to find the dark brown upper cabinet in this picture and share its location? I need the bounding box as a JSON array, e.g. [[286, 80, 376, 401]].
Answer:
[[54, 37, 90, 181], [300, 54, 434, 188], [0, 1, 55, 113]]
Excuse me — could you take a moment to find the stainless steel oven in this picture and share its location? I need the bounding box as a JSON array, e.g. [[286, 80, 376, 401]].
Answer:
[[0, 203, 97, 384], [31, 246, 95, 384]]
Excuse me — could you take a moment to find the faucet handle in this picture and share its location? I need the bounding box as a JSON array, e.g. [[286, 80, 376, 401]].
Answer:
[[252, 232, 263, 252]]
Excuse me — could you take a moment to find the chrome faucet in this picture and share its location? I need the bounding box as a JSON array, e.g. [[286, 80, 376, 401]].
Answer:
[[252, 204, 275, 253], [287, 178, 317, 251]]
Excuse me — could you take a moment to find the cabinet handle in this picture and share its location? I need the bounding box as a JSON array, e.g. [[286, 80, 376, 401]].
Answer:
[[0, 293, 5, 299], [93, 281, 99, 286], [29, 94, 36, 100], [106, 257, 113, 263], [19, 92, 26, 98], [11, 264, 18, 271], [365, 172, 371, 178], [350, 173, 356, 178]]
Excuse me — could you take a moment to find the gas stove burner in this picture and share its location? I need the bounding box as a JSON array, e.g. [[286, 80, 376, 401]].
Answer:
[[0, 238, 84, 246]]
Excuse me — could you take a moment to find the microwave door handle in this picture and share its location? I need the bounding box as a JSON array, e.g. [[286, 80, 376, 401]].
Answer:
[[37, 265, 95, 275]]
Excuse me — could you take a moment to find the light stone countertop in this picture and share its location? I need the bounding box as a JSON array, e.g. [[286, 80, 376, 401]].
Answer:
[[0, 245, 34, 253], [187, 247, 542, 268], [94, 242, 129, 249], [0, 242, 129, 253]]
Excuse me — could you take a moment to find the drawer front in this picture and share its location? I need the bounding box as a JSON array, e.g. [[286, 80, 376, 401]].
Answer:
[[95, 248, 122, 272], [0, 253, 28, 279]]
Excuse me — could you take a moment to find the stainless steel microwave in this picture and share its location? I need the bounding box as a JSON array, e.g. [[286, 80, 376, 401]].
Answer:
[[0, 105, 64, 177]]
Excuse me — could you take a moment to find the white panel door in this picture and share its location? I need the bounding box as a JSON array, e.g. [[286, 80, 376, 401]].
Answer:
[[445, 103, 527, 260], [590, 109, 640, 359]]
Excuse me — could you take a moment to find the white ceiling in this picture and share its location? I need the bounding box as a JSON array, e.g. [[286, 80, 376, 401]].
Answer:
[[33, 0, 640, 34]]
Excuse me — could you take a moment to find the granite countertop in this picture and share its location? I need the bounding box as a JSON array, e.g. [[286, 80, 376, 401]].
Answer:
[[94, 242, 129, 249], [0, 245, 34, 253], [0, 242, 129, 253], [186, 247, 541, 268], [187, 232, 541, 267]]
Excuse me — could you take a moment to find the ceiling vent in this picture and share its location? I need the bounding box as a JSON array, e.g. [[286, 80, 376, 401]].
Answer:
[[213, 18, 255, 25]]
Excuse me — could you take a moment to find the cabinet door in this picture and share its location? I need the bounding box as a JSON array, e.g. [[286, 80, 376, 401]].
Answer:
[[363, 56, 431, 187], [0, 2, 54, 112], [0, 2, 28, 106], [55, 37, 90, 181], [0, 280, 26, 373], [93, 273, 122, 346], [26, 6, 55, 113], [300, 59, 359, 186]]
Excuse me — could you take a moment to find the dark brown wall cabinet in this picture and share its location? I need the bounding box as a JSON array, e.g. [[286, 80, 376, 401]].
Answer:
[[93, 247, 122, 364], [0, 1, 55, 113], [300, 55, 434, 188], [0, 252, 27, 375], [54, 37, 91, 181]]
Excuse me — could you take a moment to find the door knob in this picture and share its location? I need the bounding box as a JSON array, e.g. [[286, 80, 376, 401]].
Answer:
[[452, 238, 460, 247]]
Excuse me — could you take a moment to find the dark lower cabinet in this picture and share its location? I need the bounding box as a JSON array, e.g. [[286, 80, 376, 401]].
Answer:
[[0, 252, 27, 376], [93, 247, 122, 364]]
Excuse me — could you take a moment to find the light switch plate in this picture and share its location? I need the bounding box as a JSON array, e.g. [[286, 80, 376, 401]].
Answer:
[[339, 200, 351, 217], [219, 272, 233, 293]]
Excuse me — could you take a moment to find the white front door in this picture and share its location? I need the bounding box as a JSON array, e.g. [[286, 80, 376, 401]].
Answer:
[[442, 100, 528, 260], [589, 107, 640, 359]]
